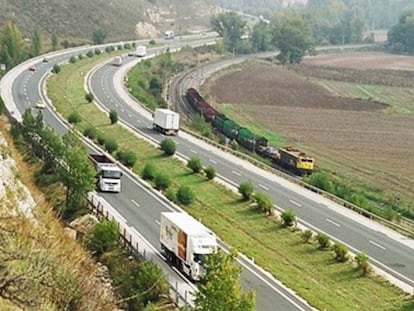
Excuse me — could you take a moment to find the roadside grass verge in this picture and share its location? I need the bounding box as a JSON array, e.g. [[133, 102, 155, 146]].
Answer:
[[46, 53, 414, 311]]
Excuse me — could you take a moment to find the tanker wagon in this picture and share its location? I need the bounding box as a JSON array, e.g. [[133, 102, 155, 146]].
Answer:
[[160, 212, 217, 281]]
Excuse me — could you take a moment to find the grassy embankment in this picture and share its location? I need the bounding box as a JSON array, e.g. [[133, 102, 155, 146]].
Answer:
[[45, 48, 414, 310]]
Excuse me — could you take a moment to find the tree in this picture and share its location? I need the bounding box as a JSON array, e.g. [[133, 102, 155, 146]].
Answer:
[[238, 181, 254, 201], [254, 192, 274, 215], [160, 138, 176, 156], [51, 33, 58, 51], [211, 12, 247, 54], [32, 28, 42, 56], [109, 109, 118, 124], [187, 157, 203, 173], [68, 111, 81, 124], [104, 140, 118, 153], [92, 27, 107, 44], [281, 209, 296, 227], [388, 10, 414, 54], [271, 9, 314, 64], [142, 163, 157, 180], [176, 185, 195, 205], [85, 92, 94, 103], [195, 249, 255, 311], [0, 21, 28, 69], [154, 173, 171, 190], [205, 165, 216, 180], [251, 21, 272, 52], [51, 64, 61, 74], [84, 219, 120, 255]]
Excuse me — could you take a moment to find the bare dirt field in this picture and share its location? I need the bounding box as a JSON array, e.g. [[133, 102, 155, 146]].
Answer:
[[207, 59, 414, 203]]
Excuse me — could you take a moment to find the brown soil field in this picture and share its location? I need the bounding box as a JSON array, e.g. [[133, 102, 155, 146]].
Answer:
[[208, 61, 414, 203]]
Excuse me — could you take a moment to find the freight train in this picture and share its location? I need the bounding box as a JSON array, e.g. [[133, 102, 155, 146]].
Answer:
[[185, 87, 315, 175]]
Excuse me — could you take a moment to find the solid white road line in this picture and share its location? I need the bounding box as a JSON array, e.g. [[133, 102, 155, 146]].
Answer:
[[326, 218, 341, 227], [369, 240, 387, 250], [289, 199, 302, 207], [232, 170, 241, 176], [131, 199, 140, 208]]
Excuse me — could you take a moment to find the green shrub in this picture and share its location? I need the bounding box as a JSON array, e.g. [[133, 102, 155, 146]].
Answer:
[[187, 157, 203, 173], [301, 229, 313, 243], [68, 111, 81, 124], [281, 209, 296, 227], [165, 188, 177, 203], [133, 261, 169, 304], [94, 48, 101, 55], [154, 173, 171, 190], [104, 140, 118, 153], [176, 186, 195, 205], [69, 55, 77, 63], [117, 150, 137, 168], [83, 126, 97, 139], [109, 110, 118, 124], [105, 46, 114, 53], [51, 64, 61, 74], [124, 43, 131, 49], [142, 163, 156, 180], [160, 138, 176, 156], [316, 232, 330, 249], [86, 50, 94, 58], [254, 192, 274, 215], [355, 252, 370, 275], [149, 39, 156, 45], [117, 44, 123, 50], [97, 134, 106, 145], [230, 139, 239, 150], [333, 243, 349, 262], [238, 181, 254, 201], [85, 92, 94, 103], [78, 54, 84, 60], [132, 42, 137, 48], [205, 165, 216, 180], [84, 219, 120, 256]]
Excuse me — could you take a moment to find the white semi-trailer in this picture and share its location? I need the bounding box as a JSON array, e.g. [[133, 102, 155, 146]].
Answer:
[[88, 154, 122, 192], [153, 108, 180, 135], [135, 45, 147, 57], [160, 212, 217, 281]]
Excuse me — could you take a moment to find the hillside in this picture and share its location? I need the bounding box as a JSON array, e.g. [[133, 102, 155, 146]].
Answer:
[[0, 117, 117, 310], [0, 0, 218, 41]]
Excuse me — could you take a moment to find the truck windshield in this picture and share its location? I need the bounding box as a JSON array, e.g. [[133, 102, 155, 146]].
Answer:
[[194, 253, 205, 265], [102, 170, 122, 179]]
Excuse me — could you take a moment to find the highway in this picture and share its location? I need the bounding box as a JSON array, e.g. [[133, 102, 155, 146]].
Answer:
[[88, 46, 414, 291], [2, 38, 315, 311]]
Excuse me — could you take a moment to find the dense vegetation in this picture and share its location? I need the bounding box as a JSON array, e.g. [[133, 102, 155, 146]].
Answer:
[[388, 9, 414, 54]]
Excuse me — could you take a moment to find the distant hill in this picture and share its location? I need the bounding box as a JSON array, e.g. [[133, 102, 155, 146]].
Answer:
[[0, 0, 218, 42]]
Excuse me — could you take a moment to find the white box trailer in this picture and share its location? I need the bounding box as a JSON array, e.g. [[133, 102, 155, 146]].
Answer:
[[135, 45, 147, 57], [153, 108, 179, 135], [160, 212, 217, 281]]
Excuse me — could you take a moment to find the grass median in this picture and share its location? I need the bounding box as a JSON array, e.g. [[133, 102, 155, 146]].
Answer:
[[46, 52, 413, 311]]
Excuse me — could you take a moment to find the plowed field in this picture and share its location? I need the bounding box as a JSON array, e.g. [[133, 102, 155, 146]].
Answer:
[[208, 57, 414, 202]]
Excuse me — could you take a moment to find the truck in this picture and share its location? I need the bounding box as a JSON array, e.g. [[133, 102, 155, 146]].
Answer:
[[112, 56, 122, 66], [135, 45, 147, 57], [153, 108, 180, 135], [160, 212, 217, 281], [88, 154, 122, 192], [164, 30, 175, 40]]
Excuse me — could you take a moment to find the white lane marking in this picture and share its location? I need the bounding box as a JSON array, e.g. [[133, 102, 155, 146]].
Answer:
[[259, 184, 269, 191], [128, 113, 132, 118], [232, 170, 241, 176], [155, 220, 160, 225], [137, 119, 142, 123], [190, 149, 197, 154], [326, 218, 341, 227], [209, 159, 217, 164], [121, 108, 125, 112], [369, 240, 386, 250], [131, 199, 140, 208], [289, 199, 302, 207]]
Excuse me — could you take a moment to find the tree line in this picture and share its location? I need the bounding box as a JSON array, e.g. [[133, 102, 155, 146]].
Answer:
[[387, 10, 414, 54]]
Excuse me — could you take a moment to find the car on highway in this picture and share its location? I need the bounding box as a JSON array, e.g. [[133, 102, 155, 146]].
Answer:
[[35, 101, 46, 109], [28, 65, 36, 71], [42, 57, 49, 63]]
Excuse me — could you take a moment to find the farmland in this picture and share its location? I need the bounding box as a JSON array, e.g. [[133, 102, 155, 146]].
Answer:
[[204, 53, 414, 216]]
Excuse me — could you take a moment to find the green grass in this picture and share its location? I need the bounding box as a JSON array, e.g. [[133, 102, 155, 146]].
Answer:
[[46, 54, 414, 311]]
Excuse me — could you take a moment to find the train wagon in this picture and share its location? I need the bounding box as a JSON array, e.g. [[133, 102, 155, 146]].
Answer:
[[222, 119, 240, 140], [278, 146, 314, 175], [237, 127, 268, 151]]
